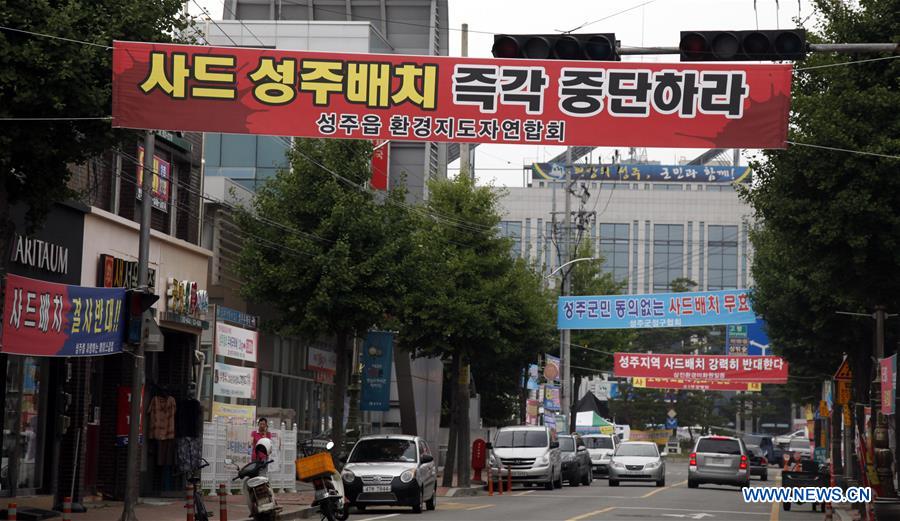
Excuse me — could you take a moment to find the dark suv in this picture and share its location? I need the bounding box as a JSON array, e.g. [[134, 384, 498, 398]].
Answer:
[[559, 434, 593, 487]]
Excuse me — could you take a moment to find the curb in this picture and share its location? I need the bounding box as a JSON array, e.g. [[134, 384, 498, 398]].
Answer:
[[444, 486, 487, 498], [237, 506, 319, 521]]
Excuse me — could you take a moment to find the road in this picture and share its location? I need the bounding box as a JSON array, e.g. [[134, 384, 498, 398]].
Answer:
[[350, 463, 825, 521]]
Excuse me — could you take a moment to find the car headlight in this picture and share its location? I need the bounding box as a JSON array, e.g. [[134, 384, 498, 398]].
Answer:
[[645, 460, 660, 469], [600, 454, 611, 461], [612, 461, 625, 469], [536, 453, 550, 465], [489, 454, 497, 466], [341, 470, 355, 483], [400, 469, 416, 483]]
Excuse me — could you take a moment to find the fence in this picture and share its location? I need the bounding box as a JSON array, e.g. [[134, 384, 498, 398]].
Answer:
[[200, 417, 298, 494]]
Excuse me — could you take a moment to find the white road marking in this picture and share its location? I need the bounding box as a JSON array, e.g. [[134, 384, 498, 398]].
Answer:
[[356, 514, 400, 521]]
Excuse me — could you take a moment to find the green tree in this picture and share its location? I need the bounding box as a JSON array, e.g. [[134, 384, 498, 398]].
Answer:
[[0, 0, 194, 279], [235, 138, 413, 451], [741, 0, 900, 400]]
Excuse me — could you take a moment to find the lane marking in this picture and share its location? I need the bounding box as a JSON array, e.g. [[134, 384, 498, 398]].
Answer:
[[614, 507, 768, 516], [516, 494, 635, 499], [639, 479, 688, 498], [356, 515, 400, 521], [566, 506, 616, 521], [770, 473, 782, 521], [466, 504, 495, 511], [514, 489, 535, 496]]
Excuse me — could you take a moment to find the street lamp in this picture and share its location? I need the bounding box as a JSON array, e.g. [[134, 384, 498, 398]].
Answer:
[[545, 257, 600, 279]]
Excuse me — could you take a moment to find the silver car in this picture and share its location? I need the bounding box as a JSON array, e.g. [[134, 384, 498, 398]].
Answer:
[[582, 434, 617, 477], [688, 435, 750, 489], [342, 435, 438, 513], [608, 441, 666, 487]]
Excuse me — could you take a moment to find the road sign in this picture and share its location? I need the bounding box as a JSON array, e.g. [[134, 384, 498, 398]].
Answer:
[[837, 380, 851, 406], [668, 409, 677, 419], [665, 417, 678, 429], [834, 357, 852, 381]]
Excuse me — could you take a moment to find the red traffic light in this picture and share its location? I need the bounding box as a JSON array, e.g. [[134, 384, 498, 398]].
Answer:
[[680, 29, 806, 61], [492, 33, 618, 61]]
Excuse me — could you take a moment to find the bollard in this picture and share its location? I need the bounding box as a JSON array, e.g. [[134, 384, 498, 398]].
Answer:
[[487, 464, 493, 496], [507, 466, 512, 492], [186, 483, 195, 521], [497, 466, 503, 495], [63, 496, 72, 521], [219, 483, 228, 521], [7, 503, 16, 521]]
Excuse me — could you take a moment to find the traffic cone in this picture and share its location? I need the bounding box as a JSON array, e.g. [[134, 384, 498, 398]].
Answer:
[[63, 496, 73, 521], [7, 503, 16, 521]]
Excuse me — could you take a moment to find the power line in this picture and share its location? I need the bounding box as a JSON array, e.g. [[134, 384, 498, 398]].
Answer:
[[0, 116, 112, 121], [215, 0, 267, 47], [785, 141, 900, 160], [0, 24, 112, 49], [562, 0, 660, 34], [191, 0, 239, 46], [794, 54, 900, 71]]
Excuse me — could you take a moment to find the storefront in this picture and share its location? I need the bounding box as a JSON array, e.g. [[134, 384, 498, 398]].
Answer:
[[1, 202, 87, 498], [80, 206, 211, 499]]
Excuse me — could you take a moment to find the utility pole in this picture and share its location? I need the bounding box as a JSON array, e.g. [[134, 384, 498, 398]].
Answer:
[[120, 131, 155, 521], [560, 146, 572, 430], [459, 23, 472, 181]]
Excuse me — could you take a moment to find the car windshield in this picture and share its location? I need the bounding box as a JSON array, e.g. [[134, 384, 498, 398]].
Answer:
[[615, 444, 657, 457], [743, 435, 763, 445], [494, 430, 548, 448], [559, 437, 575, 451], [349, 439, 417, 463], [790, 439, 810, 449], [584, 437, 614, 449], [696, 438, 742, 455]]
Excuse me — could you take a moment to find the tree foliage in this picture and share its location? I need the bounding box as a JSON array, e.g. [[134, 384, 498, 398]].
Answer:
[[741, 0, 900, 399]]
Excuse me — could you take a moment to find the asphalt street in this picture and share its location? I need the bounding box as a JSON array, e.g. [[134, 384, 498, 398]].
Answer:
[[350, 462, 826, 521]]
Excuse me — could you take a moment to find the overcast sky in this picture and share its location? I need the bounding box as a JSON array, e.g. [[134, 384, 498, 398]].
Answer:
[[191, 0, 817, 186]]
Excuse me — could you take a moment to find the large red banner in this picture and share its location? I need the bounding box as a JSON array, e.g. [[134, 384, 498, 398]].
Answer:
[[614, 353, 788, 383], [631, 377, 762, 392], [112, 41, 792, 149]]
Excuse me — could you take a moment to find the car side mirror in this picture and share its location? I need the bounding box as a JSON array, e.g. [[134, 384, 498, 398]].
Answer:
[[225, 458, 233, 465], [550, 441, 560, 449], [421, 454, 434, 464], [577, 446, 587, 452], [660, 452, 667, 458]]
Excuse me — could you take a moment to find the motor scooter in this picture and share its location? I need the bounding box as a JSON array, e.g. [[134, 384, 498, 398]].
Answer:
[[296, 438, 348, 521], [229, 457, 281, 520]]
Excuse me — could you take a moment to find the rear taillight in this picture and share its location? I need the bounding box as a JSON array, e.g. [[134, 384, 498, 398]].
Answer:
[[739, 454, 748, 470], [761, 457, 768, 465], [689, 453, 697, 466]]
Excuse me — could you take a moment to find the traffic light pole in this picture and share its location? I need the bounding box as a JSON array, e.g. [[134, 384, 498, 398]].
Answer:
[[560, 147, 572, 430], [120, 130, 155, 521], [615, 42, 898, 56]]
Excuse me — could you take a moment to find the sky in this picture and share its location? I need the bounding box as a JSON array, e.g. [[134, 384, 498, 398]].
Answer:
[[190, 0, 818, 186]]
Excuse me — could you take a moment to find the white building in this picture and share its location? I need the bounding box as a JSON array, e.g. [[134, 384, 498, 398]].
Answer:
[[498, 161, 754, 294]]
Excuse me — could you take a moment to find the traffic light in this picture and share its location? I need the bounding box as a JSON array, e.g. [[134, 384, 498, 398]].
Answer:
[[492, 33, 619, 61], [124, 289, 159, 345], [679, 30, 806, 61]]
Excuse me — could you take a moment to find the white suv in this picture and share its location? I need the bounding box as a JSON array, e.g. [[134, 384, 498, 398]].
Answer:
[[582, 434, 617, 477], [489, 426, 562, 490]]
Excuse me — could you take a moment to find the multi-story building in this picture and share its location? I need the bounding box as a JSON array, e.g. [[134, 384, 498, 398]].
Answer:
[[498, 158, 754, 294]]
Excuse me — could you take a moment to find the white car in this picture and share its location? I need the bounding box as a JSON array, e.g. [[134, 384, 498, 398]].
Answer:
[[774, 428, 808, 447], [582, 434, 617, 477]]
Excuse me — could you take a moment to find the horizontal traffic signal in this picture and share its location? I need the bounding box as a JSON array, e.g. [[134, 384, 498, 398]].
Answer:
[[492, 34, 619, 61], [679, 30, 806, 61]]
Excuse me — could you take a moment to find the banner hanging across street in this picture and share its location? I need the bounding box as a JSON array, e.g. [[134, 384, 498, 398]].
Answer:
[[1, 273, 126, 357], [112, 41, 792, 149], [558, 289, 755, 330], [631, 376, 762, 392], [532, 163, 751, 183], [614, 353, 788, 383]]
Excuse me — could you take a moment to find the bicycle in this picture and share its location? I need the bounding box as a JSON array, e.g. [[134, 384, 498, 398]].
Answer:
[[179, 457, 212, 521]]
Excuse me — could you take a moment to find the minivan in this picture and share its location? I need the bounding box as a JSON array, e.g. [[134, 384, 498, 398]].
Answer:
[[688, 435, 750, 488], [490, 426, 562, 490]]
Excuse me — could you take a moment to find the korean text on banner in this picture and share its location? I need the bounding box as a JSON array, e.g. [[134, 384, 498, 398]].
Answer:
[[881, 355, 896, 415], [112, 41, 792, 149], [212, 402, 257, 423], [213, 362, 257, 400], [308, 347, 337, 384], [559, 289, 755, 330], [2, 274, 126, 357], [631, 376, 761, 392], [215, 321, 258, 362], [615, 353, 788, 383], [360, 331, 394, 411]]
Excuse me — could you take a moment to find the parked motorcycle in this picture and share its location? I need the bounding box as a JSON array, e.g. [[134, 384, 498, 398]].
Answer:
[[229, 438, 281, 521], [296, 438, 348, 521]]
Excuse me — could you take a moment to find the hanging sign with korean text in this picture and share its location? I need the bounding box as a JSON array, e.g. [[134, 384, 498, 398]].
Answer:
[[615, 353, 788, 383], [112, 41, 792, 149], [558, 289, 755, 330], [213, 362, 257, 400], [631, 376, 762, 392], [1, 274, 126, 357], [215, 322, 258, 362]]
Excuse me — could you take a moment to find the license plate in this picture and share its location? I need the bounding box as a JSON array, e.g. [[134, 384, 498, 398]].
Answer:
[[363, 485, 391, 493], [710, 458, 726, 465]]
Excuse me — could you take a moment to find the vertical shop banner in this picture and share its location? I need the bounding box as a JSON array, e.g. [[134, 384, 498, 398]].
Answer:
[[112, 41, 792, 149], [213, 362, 257, 399], [881, 355, 896, 415], [526, 364, 541, 390], [116, 386, 144, 446], [360, 331, 394, 411], [136, 145, 171, 212], [370, 140, 389, 190], [215, 322, 258, 362], [559, 289, 755, 330], [1, 274, 126, 356], [614, 353, 788, 383], [544, 385, 561, 411]]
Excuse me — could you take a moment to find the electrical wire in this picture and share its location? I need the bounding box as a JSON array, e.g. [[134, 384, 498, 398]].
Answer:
[[0, 24, 112, 49], [190, 0, 239, 46], [562, 0, 660, 34], [785, 141, 900, 160], [0, 116, 112, 121], [794, 54, 900, 71], [215, 0, 267, 47]]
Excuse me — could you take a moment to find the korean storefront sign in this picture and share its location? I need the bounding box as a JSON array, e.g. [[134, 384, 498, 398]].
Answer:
[[308, 347, 337, 384], [112, 41, 792, 149], [631, 376, 762, 392], [614, 353, 788, 383], [166, 277, 209, 317], [98, 253, 157, 290], [360, 331, 394, 411], [1, 274, 126, 357], [532, 163, 751, 184], [215, 322, 258, 363], [558, 289, 755, 330], [216, 305, 258, 330], [213, 362, 257, 400], [136, 145, 171, 212]]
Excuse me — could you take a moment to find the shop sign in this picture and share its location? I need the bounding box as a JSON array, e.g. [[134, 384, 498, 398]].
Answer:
[[360, 331, 393, 411], [525, 363, 540, 390], [544, 385, 561, 411], [213, 362, 257, 400], [10, 233, 69, 275], [881, 355, 896, 415], [136, 145, 171, 212], [98, 253, 157, 290], [615, 353, 788, 383], [543, 354, 560, 383], [166, 277, 209, 317], [215, 322, 258, 363], [308, 347, 337, 384], [559, 289, 755, 330], [112, 41, 792, 150], [216, 305, 258, 330], [159, 311, 208, 330], [1, 274, 126, 357], [211, 402, 257, 423], [116, 385, 144, 446]]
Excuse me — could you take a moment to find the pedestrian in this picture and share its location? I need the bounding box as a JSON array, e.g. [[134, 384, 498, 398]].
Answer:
[[251, 418, 271, 461]]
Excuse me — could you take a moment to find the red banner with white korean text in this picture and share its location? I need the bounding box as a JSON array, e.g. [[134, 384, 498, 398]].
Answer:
[[631, 377, 762, 392], [614, 353, 788, 383], [112, 41, 792, 149]]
